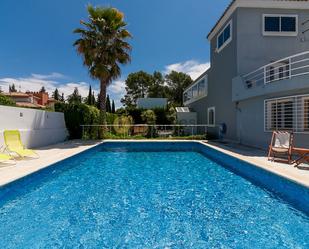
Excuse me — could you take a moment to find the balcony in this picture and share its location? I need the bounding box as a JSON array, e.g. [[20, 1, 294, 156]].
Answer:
[[183, 74, 208, 105], [232, 51, 309, 102]]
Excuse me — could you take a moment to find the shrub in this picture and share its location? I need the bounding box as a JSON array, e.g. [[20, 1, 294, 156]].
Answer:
[[111, 115, 133, 136], [126, 107, 172, 125], [152, 107, 170, 125], [106, 112, 118, 125], [141, 110, 156, 125], [127, 107, 143, 124], [0, 94, 16, 106], [141, 110, 157, 137], [55, 102, 101, 139]]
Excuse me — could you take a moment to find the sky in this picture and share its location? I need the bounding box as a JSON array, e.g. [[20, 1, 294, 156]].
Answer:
[[0, 0, 230, 107]]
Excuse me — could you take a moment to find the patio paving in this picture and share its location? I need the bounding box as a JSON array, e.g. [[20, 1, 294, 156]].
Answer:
[[0, 140, 101, 187]]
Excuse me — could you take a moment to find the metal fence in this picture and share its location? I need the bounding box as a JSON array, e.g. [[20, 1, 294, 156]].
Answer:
[[81, 124, 219, 140]]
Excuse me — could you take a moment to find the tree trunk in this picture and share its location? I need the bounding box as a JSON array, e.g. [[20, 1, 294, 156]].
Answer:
[[99, 79, 107, 124]]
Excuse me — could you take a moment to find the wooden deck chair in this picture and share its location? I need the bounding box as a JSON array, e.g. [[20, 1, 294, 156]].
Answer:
[[267, 131, 293, 164], [4, 130, 39, 159]]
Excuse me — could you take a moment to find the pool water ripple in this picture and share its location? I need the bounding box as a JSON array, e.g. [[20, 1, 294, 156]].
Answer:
[[0, 144, 308, 248]]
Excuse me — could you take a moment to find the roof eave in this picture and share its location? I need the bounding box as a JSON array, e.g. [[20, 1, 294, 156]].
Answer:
[[207, 0, 309, 41]]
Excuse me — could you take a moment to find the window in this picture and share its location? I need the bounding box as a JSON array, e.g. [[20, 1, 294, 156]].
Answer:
[[263, 15, 298, 36], [208, 107, 215, 126], [304, 99, 309, 131], [198, 79, 205, 96], [264, 94, 309, 133], [217, 21, 232, 52], [192, 85, 198, 98], [183, 75, 208, 104], [269, 100, 293, 130]]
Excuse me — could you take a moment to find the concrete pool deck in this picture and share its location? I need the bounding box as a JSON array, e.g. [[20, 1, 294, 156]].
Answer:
[[0, 139, 308, 188], [0, 140, 101, 187]]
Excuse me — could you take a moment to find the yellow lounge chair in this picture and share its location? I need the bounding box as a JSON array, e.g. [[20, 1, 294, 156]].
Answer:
[[4, 130, 39, 159], [0, 153, 14, 164], [0, 147, 15, 165]]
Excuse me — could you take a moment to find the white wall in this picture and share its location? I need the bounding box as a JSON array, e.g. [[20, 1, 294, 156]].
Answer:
[[0, 105, 68, 148]]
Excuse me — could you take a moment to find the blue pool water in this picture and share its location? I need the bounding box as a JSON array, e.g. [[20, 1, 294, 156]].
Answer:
[[0, 142, 309, 248]]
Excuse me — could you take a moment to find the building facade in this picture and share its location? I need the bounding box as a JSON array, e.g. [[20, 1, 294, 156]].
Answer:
[[184, 0, 309, 148], [4, 92, 56, 108]]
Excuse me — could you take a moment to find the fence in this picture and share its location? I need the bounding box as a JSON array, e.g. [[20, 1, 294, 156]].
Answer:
[[81, 124, 219, 140]]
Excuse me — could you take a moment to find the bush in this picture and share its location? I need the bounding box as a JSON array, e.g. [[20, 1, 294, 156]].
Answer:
[[106, 112, 118, 125], [125, 107, 172, 125], [152, 107, 171, 125], [112, 115, 133, 136], [0, 94, 16, 106], [55, 102, 101, 139], [141, 110, 156, 125], [127, 107, 143, 124]]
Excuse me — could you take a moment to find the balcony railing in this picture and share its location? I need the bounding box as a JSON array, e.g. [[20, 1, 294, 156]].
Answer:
[[242, 51, 309, 89]]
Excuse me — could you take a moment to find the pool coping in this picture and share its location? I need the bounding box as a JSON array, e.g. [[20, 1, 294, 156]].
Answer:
[[0, 139, 308, 189]]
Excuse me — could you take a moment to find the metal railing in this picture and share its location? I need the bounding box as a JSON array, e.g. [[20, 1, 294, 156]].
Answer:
[[81, 124, 219, 140], [243, 51, 309, 89]]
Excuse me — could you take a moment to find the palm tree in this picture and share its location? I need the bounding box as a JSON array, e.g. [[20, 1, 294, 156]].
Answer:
[[73, 5, 131, 121]]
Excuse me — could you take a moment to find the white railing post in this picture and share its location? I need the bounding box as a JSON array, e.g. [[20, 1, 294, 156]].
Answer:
[[289, 58, 292, 79], [264, 66, 267, 84]]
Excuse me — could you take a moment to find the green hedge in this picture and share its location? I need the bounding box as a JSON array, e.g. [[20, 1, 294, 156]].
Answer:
[[55, 102, 101, 139], [55, 102, 119, 139], [0, 94, 16, 106]]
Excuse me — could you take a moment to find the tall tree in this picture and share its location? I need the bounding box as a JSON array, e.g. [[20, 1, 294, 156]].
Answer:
[[148, 71, 168, 98], [52, 88, 60, 100], [39, 86, 46, 93], [121, 71, 153, 107], [86, 85, 93, 105], [92, 91, 96, 106], [165, 71, 193, 106], [111, 100, 116, 113], [74, 5, 131, 122], [106, 94, 111, 113], [60, 93, 65, 102], [96, 93, 101, 109], [9, 84, 17, 93], [67, 87, 82, 104]]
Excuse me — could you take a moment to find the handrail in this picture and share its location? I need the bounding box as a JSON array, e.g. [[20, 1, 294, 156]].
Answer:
[[242, 50, 309, 88], [243, 50, 309, 78]]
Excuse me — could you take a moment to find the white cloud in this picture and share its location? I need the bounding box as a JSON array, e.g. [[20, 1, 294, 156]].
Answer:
[[164, 60, 210, 80], [107, 80, 126, 108], [31, 72, 65, 80], [0, 73, 96, 98], [108, 80, 125, 95]]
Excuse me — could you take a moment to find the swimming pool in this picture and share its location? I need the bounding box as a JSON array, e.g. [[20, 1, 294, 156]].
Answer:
[[0, 141, 308, 248]]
